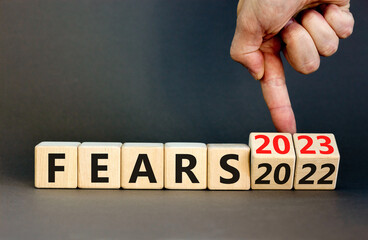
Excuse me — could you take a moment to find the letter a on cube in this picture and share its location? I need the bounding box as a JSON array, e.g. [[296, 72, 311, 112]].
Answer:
[[121, 143, 164, 189]]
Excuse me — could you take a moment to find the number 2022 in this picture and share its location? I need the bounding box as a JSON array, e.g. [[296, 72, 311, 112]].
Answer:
[[254, 135, 292, 185], [297, 135, 335, 185]]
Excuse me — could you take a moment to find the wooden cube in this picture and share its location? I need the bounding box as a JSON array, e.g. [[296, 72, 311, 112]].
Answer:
[[249, 133, 296, 190], [293, 133, 340, 190], [207, 144, 250, 190], [35, 142, 80, 188], [121, 143, 164, 189], [165, 143, 207, 189], [78, 142, 122, 189]]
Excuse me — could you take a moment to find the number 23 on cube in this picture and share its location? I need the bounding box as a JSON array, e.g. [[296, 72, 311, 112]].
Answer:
[[293, 134, 340, 190]]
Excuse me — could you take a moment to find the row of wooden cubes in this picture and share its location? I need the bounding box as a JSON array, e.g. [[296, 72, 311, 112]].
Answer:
[[35, 133, 340, 190]]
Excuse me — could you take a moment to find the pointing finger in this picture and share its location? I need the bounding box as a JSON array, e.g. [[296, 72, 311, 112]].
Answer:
[[260, 38, 296, 133]]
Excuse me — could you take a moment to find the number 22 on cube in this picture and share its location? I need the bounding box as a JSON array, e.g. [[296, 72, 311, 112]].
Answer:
[[249, 133, 295, 190], [293, 134, 340, 190]]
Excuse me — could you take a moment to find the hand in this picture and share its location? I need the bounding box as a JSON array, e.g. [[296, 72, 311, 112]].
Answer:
[[230, 0, 354, 133]]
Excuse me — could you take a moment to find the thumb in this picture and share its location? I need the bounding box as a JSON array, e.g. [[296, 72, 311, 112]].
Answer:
[[230, 2, 264, 80]]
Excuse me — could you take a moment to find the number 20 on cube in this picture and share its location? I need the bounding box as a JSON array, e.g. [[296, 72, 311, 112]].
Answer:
[[249, 133, 295, 190]]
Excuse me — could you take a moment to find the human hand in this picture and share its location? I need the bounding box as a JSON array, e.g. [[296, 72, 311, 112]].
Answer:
[[230, 0, 354, 133]]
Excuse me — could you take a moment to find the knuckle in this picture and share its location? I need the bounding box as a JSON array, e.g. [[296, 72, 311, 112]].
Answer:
[[269, 104, 292, 113], [282, 24, 301, 43], [230, 47, 241, 62], [236, 14, 248, 30], [262, 77, 285, 87], [300, 60, 320, 74], [324, 6, 340, 25], [301, 9, 319, 25], [326, 3, 340, 13], [339, 25, 354, 39], [325, 5, 355, 39], [319, 40, 339, 56], [339, 13, 355, 38], [341, 0, 350, 6], [285, 28, 305, 44]]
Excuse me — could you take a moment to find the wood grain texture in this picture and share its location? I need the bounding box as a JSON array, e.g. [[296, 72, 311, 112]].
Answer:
[[207, 144, 250, 190], [165, 143, 207, 189], [249, 133, 296, 190], [78, 142, 122, 189], [35, 142, 80, 188], [121, 143, 164, 189], [293, 133, 340, 190]]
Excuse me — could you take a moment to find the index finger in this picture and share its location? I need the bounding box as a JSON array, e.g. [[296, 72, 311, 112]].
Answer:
[[260, 39, 297, 133]]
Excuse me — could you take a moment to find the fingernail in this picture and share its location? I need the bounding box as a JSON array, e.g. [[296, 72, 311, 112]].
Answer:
[[249, 70, 260, 80]]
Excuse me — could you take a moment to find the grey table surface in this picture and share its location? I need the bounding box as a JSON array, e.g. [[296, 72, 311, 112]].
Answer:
[[1, 1, 368, 239]]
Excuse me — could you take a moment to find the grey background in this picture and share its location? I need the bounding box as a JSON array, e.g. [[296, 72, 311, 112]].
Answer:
[[1, 0, 367, 239]]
